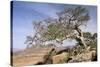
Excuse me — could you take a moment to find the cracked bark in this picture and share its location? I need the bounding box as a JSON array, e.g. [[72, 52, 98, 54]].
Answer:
[[75, 27, 86, 48]]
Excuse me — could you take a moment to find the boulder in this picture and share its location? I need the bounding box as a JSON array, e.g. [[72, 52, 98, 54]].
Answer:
[[68, 50, 97, 63], [52, 52, 69, 64]]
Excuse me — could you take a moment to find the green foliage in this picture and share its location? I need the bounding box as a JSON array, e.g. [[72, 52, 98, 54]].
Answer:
[[42, 6, 90, 41], [83, 32, 97, 49], [83, 32, 92, 39], [83, 32, 97, 40], [92, 33, 97, 40], [25, 6, 91, 48], [42, 23, 72, 40]]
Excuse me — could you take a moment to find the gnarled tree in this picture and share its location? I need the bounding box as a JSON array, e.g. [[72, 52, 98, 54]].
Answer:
[[25, 6, 90, 48]]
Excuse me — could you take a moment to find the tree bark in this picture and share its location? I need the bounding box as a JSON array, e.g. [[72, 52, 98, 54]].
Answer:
[[75, 27, 86, 48]]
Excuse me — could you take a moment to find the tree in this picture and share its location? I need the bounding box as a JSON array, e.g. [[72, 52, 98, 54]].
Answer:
[[24, 35, 33, 48], [58, 6, 90, 47], [25, 6, 90, 48], [92, 33, 97, 40], [83, 32, 92, 39]]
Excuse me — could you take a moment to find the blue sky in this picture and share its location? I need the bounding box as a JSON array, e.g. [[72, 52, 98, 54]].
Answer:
[[12, 1, 97, 49]]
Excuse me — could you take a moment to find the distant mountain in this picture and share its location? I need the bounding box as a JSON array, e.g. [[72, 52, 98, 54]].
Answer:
[[13, 48, 22, 53], [54, 46, 75, 54]]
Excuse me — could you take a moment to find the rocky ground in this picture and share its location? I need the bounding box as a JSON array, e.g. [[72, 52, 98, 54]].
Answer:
[[11, 45, 97, 66]]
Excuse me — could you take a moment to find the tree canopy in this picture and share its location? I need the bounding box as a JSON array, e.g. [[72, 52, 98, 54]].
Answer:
[[25, 6, 91, 48]]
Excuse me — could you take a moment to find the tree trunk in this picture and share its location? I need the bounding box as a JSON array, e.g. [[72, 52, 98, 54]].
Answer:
[[75, 27, 86, 48]]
